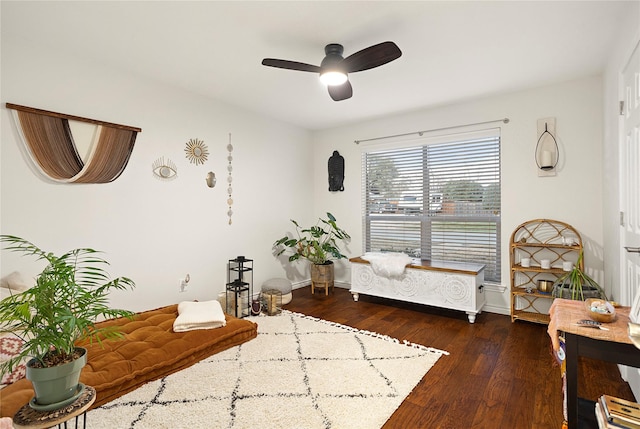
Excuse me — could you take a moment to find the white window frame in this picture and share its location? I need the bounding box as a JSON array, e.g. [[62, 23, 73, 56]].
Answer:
[[361, 127, 501, 282]]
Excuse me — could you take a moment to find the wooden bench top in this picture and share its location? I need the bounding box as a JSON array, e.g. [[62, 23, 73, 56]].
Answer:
[[349, 256, 485, 275]]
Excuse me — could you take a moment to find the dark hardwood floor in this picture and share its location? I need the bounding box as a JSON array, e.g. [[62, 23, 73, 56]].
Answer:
[[284, 286, 636, 429]]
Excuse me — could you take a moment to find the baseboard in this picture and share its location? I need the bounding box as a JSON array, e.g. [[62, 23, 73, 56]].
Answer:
[[481, 303, 510, 316], [291, 280, 309, 290], [291, 280, 350, 290]]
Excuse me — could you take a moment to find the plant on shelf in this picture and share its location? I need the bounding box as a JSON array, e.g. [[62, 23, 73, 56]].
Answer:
[[273, 213, 350, 294], [552, 251, 607, 301], [0, 235, 135, 407]]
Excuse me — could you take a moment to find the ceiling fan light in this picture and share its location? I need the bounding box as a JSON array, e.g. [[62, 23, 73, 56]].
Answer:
[[320, 71, 348, 86]]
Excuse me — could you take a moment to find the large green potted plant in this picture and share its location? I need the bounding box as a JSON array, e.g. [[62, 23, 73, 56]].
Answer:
[[552, 251, 607, 301], [0, 235, 135, 409], [273, 213, 350, 291]]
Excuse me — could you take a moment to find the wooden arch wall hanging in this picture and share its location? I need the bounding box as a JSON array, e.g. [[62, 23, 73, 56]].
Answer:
[[6, 103, 142, 183]]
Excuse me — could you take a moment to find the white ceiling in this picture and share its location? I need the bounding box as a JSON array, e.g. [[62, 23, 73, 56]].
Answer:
[[1, 1, 635, 130]]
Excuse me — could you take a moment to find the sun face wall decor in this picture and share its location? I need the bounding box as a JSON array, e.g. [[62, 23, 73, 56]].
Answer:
[[184, 138, 209, 165]]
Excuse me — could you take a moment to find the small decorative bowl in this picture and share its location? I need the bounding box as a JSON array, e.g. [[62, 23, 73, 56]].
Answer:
[[537, 280, 554, 294], [585, 298, 616, 323]]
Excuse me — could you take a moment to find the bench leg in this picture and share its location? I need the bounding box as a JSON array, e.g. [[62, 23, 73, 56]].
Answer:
[[466, 311, 477, 323]]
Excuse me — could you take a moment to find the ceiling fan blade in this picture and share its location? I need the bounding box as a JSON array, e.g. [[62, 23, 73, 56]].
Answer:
[[261, 58, 321, 73], [328, 80, 353, 101], [341, 41, 402, 73]]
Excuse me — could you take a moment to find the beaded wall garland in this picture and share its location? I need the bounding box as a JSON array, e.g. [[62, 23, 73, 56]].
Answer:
[[227, 133, 234, 225]]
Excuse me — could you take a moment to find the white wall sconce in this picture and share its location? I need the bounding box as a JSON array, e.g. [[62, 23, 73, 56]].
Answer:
[[535, 117, 559, 177]]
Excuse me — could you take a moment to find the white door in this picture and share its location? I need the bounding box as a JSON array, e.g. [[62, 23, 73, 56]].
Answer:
[[620, 39, 640, 398], [621, 39, 640, 308]]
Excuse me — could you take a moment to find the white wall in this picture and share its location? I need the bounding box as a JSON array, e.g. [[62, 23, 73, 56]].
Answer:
[[0, 38, 314, 312], [311, 76, 604, 315]]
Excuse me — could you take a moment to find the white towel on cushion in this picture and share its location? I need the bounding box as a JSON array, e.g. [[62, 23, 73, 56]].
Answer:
[[361, 252, 413, 278], [172, 300, 227, 332]]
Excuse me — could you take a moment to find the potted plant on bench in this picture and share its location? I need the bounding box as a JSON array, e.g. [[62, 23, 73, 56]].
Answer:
[[273, 212, 350, 294], [0, 235, 135, 410]]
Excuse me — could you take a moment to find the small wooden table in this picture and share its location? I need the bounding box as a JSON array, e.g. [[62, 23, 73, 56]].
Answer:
[[12, 385, 96, 429], [548, 299, 640, 429]]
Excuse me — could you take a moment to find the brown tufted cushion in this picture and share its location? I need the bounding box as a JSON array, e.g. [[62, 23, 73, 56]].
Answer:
[[0, 304, 257, 418]]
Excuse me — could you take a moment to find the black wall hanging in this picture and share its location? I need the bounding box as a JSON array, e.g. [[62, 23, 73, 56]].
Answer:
[[328, 150, 344, 192]]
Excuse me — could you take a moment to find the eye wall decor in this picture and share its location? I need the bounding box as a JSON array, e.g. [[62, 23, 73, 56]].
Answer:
[[152, 157, 178, 180], [184, 138, 209, 165]]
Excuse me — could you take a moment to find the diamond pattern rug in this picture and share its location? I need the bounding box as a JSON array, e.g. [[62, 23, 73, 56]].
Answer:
[[86, 311, 447, 429]]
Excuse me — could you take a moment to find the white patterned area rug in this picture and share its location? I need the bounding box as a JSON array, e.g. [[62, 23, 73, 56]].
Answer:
[[87, 311, 448, 429]]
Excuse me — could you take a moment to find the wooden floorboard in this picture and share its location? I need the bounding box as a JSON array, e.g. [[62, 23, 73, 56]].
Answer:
[[284, 286, 636, 429]]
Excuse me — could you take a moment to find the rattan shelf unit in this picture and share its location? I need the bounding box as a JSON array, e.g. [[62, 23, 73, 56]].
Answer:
[[510, 219, 583, 324]]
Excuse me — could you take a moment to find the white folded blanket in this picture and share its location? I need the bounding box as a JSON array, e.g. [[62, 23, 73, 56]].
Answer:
[[361, 252, 413, 278], [173, 300, 227, 332]]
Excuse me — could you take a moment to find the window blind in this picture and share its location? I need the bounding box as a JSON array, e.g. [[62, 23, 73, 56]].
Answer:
[[362, 129, 501, 282]]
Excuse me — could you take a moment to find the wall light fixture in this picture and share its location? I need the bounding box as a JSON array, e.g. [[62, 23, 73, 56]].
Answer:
[[535, 117, 559, 176]]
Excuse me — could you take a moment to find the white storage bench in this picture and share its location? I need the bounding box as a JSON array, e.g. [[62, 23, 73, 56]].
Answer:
[[349, 256, 486, 323]]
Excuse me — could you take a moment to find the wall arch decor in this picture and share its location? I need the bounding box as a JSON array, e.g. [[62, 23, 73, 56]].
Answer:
[[6, 103, 141, 183]]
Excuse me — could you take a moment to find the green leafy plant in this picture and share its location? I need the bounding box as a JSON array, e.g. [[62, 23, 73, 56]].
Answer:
[[552, 251, 607, 301], [274, 212, 350, 265], [0, 235, 135, 374]]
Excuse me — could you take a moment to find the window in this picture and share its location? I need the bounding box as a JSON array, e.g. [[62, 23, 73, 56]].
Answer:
[[362, 128, 501, 282]]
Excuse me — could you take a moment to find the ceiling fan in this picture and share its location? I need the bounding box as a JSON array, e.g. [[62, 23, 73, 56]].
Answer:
[[261, 41, 402, 101]]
